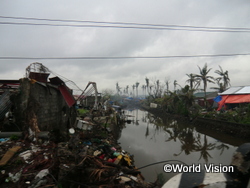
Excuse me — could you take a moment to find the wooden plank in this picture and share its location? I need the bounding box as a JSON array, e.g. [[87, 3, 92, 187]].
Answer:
[[0, 146, 22, 166]]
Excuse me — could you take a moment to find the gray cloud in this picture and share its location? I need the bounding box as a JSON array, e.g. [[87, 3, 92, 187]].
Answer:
[[0, 0, 250, 93]]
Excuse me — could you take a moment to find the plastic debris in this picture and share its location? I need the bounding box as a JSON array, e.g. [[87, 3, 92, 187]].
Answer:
[[93, 150, 102, 156], [114, 155, 123, 165], [19, 150, 33, 163], [69, 128, 75, 134], [113, 152, 120, 156], [123, 154, 133, 166], [119, 176, 132, 183], [82, 141, 92, 145], [0, 138, 10, 142], [35, 169, 49, 179], [8, 170, 21, 183]]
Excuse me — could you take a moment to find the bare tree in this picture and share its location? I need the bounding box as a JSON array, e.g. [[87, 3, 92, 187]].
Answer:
[[165, 79, 171, 94], [135, 82, 140, 98], [145, 77, 150, 95], [116, 82, 121, 95], [132, 84, 135, 97], [173, 80, 181, 91], [186, 73, 200, 90], [141, 85, 146, 97], [214, 65, 230, 91], [126, 85, 129, 95]]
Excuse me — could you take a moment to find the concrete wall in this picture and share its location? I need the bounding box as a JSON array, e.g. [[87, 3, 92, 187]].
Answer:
[[12, 78, 76, 140]]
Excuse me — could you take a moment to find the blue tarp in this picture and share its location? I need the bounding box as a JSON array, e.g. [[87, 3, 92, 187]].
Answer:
[[213, 95, 222, 103], [126, 97, 133, 100]]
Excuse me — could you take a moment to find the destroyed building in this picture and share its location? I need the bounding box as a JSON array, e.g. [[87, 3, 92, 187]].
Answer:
[[0, 63, 77, 141], [0, 63, 156, 188]]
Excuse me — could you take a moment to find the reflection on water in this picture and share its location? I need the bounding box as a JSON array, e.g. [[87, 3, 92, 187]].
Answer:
[[116, 109, 249, 184]]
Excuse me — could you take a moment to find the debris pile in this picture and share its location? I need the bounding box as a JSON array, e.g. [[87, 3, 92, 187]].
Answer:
[[0, 117, 156, 188], [0, 63, 157, 187]]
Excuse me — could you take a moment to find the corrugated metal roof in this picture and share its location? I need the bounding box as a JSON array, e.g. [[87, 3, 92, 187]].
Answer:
[[235, 86, 250, 94], [219, 86, 250, 95]]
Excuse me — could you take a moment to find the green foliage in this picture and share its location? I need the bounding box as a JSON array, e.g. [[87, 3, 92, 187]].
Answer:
[[147, 85, 250, 124], [77, 109, 89, 116], [199, 106, 250, 125], [154, 97, 164, 104], [154, 86, 195, 117], [10, 135, 19, 141]]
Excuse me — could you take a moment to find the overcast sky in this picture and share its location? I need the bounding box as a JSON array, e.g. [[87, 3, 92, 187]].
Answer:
[[1, 0, 250, 95]]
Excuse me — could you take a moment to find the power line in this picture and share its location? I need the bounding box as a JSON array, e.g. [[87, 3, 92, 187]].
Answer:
[[0, 21, 249, 33], [0, 53, 250, 60], [1, 15, 250, 31], [0, 18, 250, 33]]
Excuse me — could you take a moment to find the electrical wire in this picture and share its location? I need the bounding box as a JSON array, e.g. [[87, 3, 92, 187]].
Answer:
[[137, 160, 187, 170], [0, 15, 250, 32], [1, 21, 250, 33], [0, 53, 250, 60]]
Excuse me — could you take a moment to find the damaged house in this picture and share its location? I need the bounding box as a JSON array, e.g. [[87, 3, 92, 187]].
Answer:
[[216, 86, 250, 111], [0, 63, 77, 141]]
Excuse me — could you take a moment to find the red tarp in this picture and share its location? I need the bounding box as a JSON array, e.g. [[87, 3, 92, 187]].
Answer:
[[217, 94, 250, 110], [49, 77, 75, 107], [58, 85, 75, 107]]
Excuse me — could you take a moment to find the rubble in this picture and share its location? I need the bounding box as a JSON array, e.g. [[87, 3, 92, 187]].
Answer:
[[0, 112, 157, 188], [0, 63, 158, 187]]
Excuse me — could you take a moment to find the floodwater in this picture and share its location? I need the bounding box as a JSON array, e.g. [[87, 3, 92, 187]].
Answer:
[[116, 109, 250, 185]]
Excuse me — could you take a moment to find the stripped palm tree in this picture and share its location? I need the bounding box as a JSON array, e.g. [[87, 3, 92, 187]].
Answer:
[[145, 77, 150, 95], [165, 79, 171, 94], [186, 73, 200, 90], [214, 65, 230, 91], [126, 85, 129, 95], [132, 84, 135, 97], [135, 82, 140, 98], [116, 82, 121, 95], [194, 63, 215, 108], [173, 80, 181, 92], [141, 85, 146, 97], [210, 77, 224, 93], [155, 80, 160, 97]]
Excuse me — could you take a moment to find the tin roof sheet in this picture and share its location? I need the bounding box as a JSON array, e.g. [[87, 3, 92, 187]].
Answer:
[[219, 86, 250, 95], [235, 86, 250, 94]]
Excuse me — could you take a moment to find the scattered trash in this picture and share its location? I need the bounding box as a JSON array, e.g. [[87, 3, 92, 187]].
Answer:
[[35, 169, 49, 179], [19, 150, 33, 163], [0, 63, 156, 187], [8, 170, 22, 183], [69, 128, 75, 134], [0, 138, 9, 142]]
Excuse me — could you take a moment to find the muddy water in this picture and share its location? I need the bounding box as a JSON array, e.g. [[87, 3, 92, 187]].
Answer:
[[117, 109, 250, 184]]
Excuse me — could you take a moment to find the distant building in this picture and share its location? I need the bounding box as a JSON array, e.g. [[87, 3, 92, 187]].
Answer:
[[216, 86, 250, 110], [193, 92, 218, 107]]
